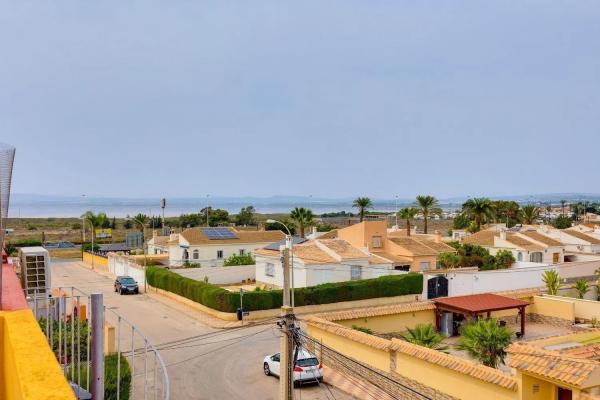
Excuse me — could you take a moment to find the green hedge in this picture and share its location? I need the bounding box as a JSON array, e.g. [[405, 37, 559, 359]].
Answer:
[[146, 267, 423, 313]]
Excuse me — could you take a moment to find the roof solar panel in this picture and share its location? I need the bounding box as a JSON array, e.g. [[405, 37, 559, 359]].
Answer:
[[201, 227, 238, 240]]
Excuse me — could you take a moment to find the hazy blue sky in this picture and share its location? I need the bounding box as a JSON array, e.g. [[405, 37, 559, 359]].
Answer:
[[1, 1, 599, 199]]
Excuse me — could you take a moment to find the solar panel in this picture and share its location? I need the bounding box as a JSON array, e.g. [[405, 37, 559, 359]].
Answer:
[[201, 227, 238, 240], [264, 236, 307, 250]]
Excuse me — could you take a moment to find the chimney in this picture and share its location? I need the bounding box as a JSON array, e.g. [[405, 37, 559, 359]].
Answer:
[[434, 230, 441, 243]]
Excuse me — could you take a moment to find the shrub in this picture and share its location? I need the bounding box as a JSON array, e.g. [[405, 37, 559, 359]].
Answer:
[[223, 253, 255, 266], [352, 325, 373, 334], [68, 353, 131, 400], [459, 318, 512, 368], [5, 239, 44, 256], [494, 250, 515, 269], [82, 243, 100, 252], [146, 267, 423, 312]]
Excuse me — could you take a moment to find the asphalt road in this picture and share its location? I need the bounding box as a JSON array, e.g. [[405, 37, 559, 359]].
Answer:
[[51, 260, 354, 400]]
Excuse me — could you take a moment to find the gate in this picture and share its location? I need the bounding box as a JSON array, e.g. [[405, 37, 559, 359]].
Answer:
[[427, 275, 448, 299]]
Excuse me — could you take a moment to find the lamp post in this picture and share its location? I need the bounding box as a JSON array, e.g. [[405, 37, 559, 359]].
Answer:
[[266, 219, 294, 307]]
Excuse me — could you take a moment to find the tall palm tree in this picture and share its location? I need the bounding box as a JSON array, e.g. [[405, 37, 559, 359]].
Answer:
[[462, 198, 494, 232], [542, 270, 560, 295], [415, 195, 441, 234], [520, 205, 540, 225], [459, 318, 512, 368], [290, 207, 314, 238], [574, 279, 589, 299], [560, 200, 567, 216], [397, 207, 418, 236], [132, 213, 149, 232], [81, 211, 108, 233], [352, 197, 373, 222], [402, 324, 448, 352]]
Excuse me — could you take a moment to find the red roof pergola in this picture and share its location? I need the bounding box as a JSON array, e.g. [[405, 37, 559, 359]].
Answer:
[[434, 293, 529, 336]]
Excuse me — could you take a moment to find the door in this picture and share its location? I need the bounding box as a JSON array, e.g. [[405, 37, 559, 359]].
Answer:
[[553, 252, 560, 263], [427, 275, 449, 299], [557, 387, 572, 400]]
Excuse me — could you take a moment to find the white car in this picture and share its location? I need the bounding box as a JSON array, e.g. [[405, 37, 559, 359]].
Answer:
[[263, 349, 323, 384]]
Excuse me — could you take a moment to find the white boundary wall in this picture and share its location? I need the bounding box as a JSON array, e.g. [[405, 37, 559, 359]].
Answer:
[[108, 253, 147, 292], [173, 265, 255, 285]]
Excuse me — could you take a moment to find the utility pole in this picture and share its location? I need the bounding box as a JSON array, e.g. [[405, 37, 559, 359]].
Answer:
[[279, 240, 294, 400], [90, 293, 105, 399]]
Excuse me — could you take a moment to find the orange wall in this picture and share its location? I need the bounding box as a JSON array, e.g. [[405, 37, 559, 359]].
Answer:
[[338, 221, 389, 251]]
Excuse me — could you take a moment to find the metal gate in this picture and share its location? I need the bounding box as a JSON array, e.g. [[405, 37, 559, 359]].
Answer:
[[24, 286, 170, 400], [427, 275, 448, 299]]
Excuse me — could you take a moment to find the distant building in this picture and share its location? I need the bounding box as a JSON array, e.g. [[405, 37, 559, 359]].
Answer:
[[167, 227, 285, 267]]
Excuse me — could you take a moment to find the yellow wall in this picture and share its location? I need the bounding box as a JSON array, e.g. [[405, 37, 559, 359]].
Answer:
[[337, 221, 389, 251], [530, 296, 575, 321], [571, 298, 600, 321], [394, 351, 517, 400], [306, 324, 391, 372], [335, 309, 435, 334], [0, 309, 75, 400], [519, 372, 557, 400], [83, 252, 109, 271]]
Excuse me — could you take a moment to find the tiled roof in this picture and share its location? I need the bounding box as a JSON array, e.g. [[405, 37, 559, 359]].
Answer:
[[564, 344, 600, 360], [390, 339, 518, 391], [463, 230, 497, 247], [368, 253, 394, 265], [318, 239, 368, 260], [388, 237, 454, 256], [150, 236, 170, 246], [305, 316, 391, 350], [255, 242, 336, 264], [519, 231, 564, 247], [505, 233, 545, 251], [180, 228, 285, 245], [434, 293, 529, 313], [508, 343, 600, 389], [316, 301, 435, 322], [495, 287, 545, 299], [371, 251, 413, 264], [318, 229, 338, 239], [565, 229, 600, 245]]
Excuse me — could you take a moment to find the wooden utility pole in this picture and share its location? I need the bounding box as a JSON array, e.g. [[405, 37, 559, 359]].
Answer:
[[279, 243, 294, 400]]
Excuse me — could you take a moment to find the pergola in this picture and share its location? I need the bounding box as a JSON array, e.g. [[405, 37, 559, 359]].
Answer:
[[434, 293, 530, 336]]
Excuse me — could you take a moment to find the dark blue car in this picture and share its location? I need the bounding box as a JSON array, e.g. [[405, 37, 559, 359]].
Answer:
[[114, 276, 139, 295]]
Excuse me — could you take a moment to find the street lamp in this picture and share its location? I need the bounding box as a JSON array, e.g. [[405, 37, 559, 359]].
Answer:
[[266, 219, 295, 308]]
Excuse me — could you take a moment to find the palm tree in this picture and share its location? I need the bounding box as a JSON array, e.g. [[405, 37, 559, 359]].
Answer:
[[352, 197, 373, 222], [574, 279, 589, 299], [459, 318, 512, 368], [81, 211, 108, 234], [290, 207, 314, 238], [132, 213, 149, 232], [462, 198, 494, 232], [560, 200, 567, 216], [542, 270, 560, 295], [520, 205, 540, 225], [402, 323, 448, 352], [397, 207, 418, 236], [415, 195, 441, 234]]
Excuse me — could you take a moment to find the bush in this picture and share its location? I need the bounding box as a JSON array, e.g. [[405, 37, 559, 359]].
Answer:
[[223, 253, 255, 266], [68, 353, 131, 400], [146, 267, 423, 313], [82, 243, 100, 252], [5, 239, 44, 256]]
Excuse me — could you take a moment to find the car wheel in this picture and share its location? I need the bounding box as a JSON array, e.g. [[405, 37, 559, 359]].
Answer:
[[119, 289, 124, 295], [134, 288, 139, 294], [263, 363, 271, 376]]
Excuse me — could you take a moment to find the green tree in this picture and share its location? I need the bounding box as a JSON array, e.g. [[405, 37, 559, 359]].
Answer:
[[110, 216, 117, 229], [415, 195, 441, 234], [397, 207, 418, 236], [402, 323, 448, 352], [459, 318, 512, 368], [520, 205, 540, 225], [132, 213, 149, 232], [494, 250, 515, 269], [438, 252, 461, 269], [462, 198, 494, 232], [560, 199, 567, 215], [290, 207, 315, 238], [208, 209, 230, 226], [265, 218, 297, 235], [542, 270, 560, 295], [81, 211, 108, 236], [552, 214, 572, 229], [236, 206, 256, 226], [353, 197, 373, 222], [452, 212, 472, 230], [491, 200, 520, 227], [574, 279, 589, 299]]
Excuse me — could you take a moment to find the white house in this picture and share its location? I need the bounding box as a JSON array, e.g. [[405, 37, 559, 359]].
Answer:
[[167, 227, 285, 267], [255, 238, 407, 289], [545, 226, 600, 254], [147, 233, 170, 255], [464, 226, 566, 264]]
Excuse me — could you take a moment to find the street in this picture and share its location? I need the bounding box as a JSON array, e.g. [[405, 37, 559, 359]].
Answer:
[[51, 260, 354, 400]]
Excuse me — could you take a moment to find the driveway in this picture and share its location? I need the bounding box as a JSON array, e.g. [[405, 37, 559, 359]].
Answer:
[[51, 260, 354, 400]]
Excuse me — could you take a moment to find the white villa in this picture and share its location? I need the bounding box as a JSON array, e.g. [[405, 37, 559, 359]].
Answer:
[[167, 227, 285, 267]]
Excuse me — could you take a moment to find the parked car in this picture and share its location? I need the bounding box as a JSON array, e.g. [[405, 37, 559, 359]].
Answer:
[[44, 241, 76, 249], [114, 276, 139, 295], [263, 349, 323, 384]]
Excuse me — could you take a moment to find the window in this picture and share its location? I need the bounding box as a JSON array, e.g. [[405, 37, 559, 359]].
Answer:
[[217, 250, 224, 259], [394, 265, 410, 271], [371, 236, 382, 248], [351, 265, 362, 280], [420, 261, 430, 271], [239, 249, 245, 256], [530, 252, 543, 263], [193, 250, 199, 260], [265, 262, 275, 277], [183, 249, 189, 260]]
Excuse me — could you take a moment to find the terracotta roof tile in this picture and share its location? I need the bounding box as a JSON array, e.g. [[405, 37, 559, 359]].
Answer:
[[318, 239, 368, 260], [180, 228, 285, 245], [371, 251, 413, 264], [508, 343, 600, 388], [256, 242, 336, 264], [316, 301, 435, 322], [519, 231, 564, 247], [565, 229, 600, 245], [390, 339, 518, 391], [318, 229, 338, 239], [305, 316, 391, 350], [463, 230, 497, 247], [505, 233, 545, 251], [388, 237, 454, 256]]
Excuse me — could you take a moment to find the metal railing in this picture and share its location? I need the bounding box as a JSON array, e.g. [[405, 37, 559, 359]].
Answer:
[[24, 286, 170, 400]]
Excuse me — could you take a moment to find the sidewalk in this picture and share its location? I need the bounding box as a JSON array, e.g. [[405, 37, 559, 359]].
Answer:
[[323, 366, 396, 400]]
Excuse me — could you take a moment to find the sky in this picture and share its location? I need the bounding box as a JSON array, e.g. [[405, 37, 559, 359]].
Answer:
[[1, 1, 599, 200]]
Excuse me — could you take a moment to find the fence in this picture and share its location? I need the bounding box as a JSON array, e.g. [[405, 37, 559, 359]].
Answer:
[[172, 264, 255, 285], [108, 254, 147, 292], [24, 286, 169, 400]]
